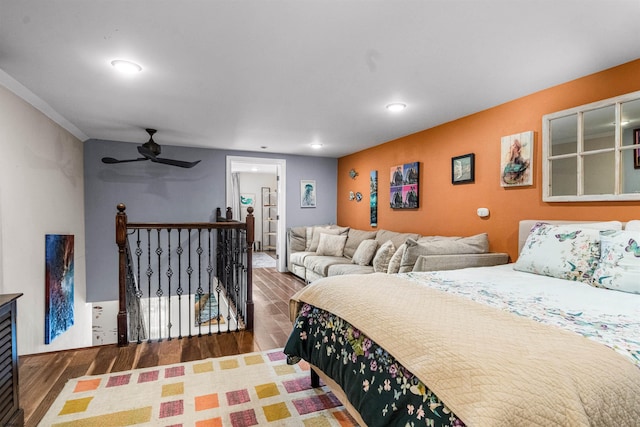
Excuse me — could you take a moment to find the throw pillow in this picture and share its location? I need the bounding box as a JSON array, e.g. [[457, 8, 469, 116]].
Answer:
[[343, 229, 378, 259], [513, 223, 602, 284], [351, 239, 379, 266], [372, 240, 396, 273], [387, 243, 406, 274], [316, 233, 348, 257], [305, 225, 329, 251], [308, 227, 341, 252], [592, 230, 640, 294]]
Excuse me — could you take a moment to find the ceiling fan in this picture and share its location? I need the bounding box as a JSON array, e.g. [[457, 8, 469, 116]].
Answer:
[[101, 128, 201, 168]]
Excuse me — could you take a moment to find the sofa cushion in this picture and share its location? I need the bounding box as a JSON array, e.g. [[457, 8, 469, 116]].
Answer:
[[316, 233, 348, 257], [288, 226, 309, 253], [343, 229, 378, 258], [305, 225, 330, 250], [399, 234, 489, 273], [289, 251, 315, 266], [387, 243, 407, 274], [328, 263, 374, 276], [304, 255, 352, 277], [375, 229, 420, 249], [352, 239, 378, 266], [308, 227, 341, 252], [373, 240, 396, 273]]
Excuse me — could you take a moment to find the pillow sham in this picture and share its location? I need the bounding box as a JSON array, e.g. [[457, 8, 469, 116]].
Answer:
[[625, 220, 640, 231], [592, 230, 640, 294], [316, 233, 348, 257], [351, 239, 378, 266], [387, 243, 406, 274], [513, 223, 602, 284], [372, 240, 395, 273]]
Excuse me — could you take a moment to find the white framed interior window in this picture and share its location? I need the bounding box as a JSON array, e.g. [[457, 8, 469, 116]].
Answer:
[[542, 90, 640, 202]]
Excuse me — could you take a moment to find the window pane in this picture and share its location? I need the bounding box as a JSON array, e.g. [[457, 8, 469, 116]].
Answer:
[[550, 115, 577, 155], [621, 147, 640, 194], [584, 152, 614, 195], [583, 106, 615, 151], [621, 98, 640, 146], [550, 158, 577, 196]]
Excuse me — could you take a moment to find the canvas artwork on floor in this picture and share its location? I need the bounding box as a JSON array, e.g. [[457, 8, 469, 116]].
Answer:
[[45, 234, 75, 344]]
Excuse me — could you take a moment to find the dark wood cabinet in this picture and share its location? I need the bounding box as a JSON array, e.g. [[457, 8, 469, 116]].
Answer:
[[0, 294, 23, 427]]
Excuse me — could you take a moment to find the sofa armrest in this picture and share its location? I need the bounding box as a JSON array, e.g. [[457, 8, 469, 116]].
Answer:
[[412, 252, 510, 272]]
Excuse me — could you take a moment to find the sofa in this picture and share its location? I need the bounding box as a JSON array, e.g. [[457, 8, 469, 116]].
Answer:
[[287, 224, 510, 282]]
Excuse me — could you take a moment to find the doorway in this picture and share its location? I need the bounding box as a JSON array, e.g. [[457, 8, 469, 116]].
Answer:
[[226, 156, 287, 272]]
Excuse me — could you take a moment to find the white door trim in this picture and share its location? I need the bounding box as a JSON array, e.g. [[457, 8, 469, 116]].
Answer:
[[226, 156, 287, 272]]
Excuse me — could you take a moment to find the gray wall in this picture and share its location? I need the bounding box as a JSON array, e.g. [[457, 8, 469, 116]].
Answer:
[[85, 139, 337, 302]]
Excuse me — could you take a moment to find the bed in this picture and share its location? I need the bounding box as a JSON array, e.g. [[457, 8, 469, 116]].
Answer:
[[283, 220, 640, 426]]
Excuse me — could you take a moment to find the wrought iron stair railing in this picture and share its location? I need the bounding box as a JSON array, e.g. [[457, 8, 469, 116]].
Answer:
[[115, 203, 254, 346]]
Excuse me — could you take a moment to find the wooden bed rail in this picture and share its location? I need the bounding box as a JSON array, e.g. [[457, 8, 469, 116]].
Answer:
[[116, 203, 254, 346]]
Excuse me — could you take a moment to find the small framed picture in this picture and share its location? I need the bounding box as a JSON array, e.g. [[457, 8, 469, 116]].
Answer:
[[451, 153, 475, 184], [300, 180, 316, 208], [634, 128, 640, 169]]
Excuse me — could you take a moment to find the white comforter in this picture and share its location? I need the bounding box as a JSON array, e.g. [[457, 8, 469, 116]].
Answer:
[[402, 263, 640, 368]]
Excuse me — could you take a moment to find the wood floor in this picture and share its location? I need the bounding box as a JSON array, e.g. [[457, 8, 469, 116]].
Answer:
[[19, 265, 305, 427]]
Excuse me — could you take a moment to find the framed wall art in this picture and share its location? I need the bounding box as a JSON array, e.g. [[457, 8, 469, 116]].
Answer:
[[300, 180, 316, 208], [452, 153, 475, 184], [390, 161, 419, 209], [500, 131, 533, 187], [634, 128, 640, 169], [370, 170, 378, 227]]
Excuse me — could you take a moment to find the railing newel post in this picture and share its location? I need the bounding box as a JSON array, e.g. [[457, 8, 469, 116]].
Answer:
[[116, 203, 128, 346]]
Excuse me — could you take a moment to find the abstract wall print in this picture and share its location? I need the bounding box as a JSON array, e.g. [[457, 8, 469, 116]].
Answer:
[[45, 234, 74, 344], [501, 131, 533, 187], [390, 162, 419, 209], [300, 180, 316, 208], [452, 153, 475, 184], [634, 128, 640, 169], [370, 170, 378, 227]]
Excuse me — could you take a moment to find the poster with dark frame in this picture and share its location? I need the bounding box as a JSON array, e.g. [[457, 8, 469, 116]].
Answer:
[[451, 153, 475, 184], [390, 161, 419, 209], [634, 128, 640, 169]]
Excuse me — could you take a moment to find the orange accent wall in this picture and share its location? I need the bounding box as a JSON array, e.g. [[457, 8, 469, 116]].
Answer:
[[338, 59, 640, 261]]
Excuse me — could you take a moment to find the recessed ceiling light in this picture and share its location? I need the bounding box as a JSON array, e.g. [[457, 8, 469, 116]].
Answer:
[[310, 143, 323, 149], [111, 59, 142, 74], [386, 103, 406, 112]]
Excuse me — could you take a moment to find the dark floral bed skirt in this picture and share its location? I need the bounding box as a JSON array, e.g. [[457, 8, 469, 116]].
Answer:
[[284, 303, 465, 427]]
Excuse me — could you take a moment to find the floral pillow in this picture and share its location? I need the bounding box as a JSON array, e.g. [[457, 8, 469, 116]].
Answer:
[[592, 230, 640, 294], [513, 223, 602, 284]]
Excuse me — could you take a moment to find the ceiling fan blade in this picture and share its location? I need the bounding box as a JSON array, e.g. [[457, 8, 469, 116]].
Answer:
[[101, 157, 148, 164], [152, 157, 201, 168]]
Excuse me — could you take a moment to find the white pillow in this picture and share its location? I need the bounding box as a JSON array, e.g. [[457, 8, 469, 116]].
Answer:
[[308, 227, 341, 252], [316, 233, 348, 257], [387, 243, 406, 274], [592, 230, 640, 294], [625, 220, 640, 231], [514, 223, 603, 284], [351, 239, 378, 266], [372, 240, 395, 273]]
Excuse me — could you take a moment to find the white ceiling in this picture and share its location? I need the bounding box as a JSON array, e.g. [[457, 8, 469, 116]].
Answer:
[[1, 0, 639, 158]]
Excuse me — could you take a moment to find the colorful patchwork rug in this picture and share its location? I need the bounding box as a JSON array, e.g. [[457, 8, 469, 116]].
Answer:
[[39, 349, 358, 426]]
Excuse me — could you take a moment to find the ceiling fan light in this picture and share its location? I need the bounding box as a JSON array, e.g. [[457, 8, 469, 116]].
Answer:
[[111, 59, 142, 74], [386, 103, 406, 112]]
